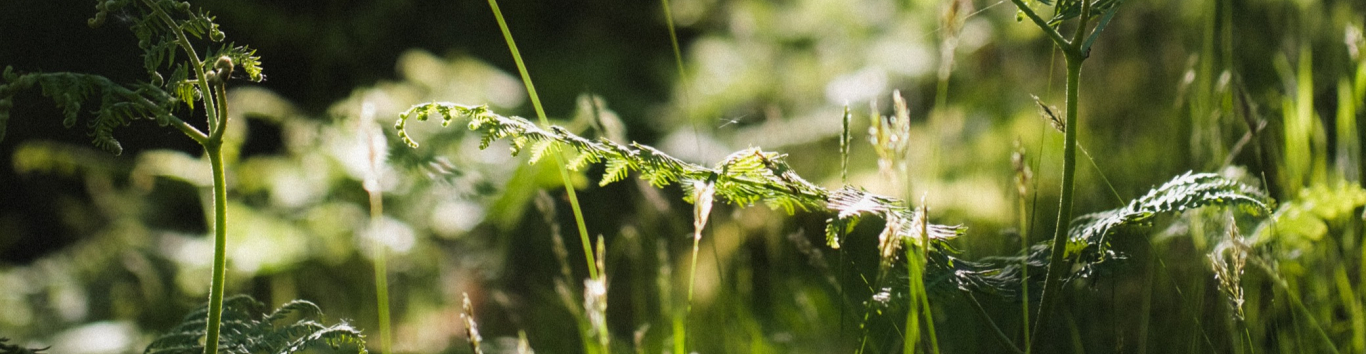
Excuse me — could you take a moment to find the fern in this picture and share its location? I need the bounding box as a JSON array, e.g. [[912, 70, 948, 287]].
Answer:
[[0, 338, 46, 354], [1, 2, 266, 353], [393, 103, 1274, 326], [143, 295, 367, 354], [0, 0, 264, 154], [397, 102, 964, 245]]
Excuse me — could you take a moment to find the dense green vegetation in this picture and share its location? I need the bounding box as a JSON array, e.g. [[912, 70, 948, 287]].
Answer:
[[0, 0, 1363, 353]]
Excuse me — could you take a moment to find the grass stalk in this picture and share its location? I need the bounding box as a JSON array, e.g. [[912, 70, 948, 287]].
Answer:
[[905, 245, 922, 353], [486, 0, 599, 281], [1250, 258, 1341, 354], [363, 101, 393, 354], [919, 208, 941, 353]]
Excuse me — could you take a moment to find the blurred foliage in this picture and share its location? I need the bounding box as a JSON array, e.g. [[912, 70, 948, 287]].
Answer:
[[0, 0, 1363, 353]]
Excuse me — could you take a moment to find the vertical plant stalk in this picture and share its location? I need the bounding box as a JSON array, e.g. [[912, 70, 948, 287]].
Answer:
[[1250, 258, 1342, 354], [147, 1, 232, 350], [204, 140, 228, 354], [202, 53, 237, 354], [917, 204, 941, 354], [659, 4, 703, 351], [1032, 57, 1083, 345], [1011, 140, 1033, 352], [363, 102, 394, 354], [370, 198, 392, 354], [1008, 0, 1093, 349], [486, 0, 600, 281]]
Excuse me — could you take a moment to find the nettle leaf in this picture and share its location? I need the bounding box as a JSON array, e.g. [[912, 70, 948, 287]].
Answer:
[[951, 172, 1272, 297]]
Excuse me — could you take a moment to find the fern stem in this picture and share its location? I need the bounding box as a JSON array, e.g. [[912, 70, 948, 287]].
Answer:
[[212, 81, 229, 140], [119, 91, 208, 144], [486, 0, 599, 281], [203, 140, 228, 354]]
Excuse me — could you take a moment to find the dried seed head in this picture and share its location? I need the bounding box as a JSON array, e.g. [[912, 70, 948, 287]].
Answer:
[[1012, 139, 1032, 198], [1210, 216, 1250, 320], [1031, 94, 1064, 133], [461, 293, 485, 354]]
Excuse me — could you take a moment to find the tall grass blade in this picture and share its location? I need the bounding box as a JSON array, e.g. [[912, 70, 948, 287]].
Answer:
[[485, 0, 600, 281]]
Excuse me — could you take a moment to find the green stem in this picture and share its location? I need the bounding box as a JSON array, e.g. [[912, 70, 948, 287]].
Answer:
[[966, 292, 1026, 354], [920, 213, 941, 354], [486, 0, 599, 281], [1024, 0, 1092, 347], [369, 188, 392, 354], [905, 249, 921, 354], [212, 81, 229, 140], [203, 140, 228, 354], [1030, 54, 1083, 352], [1018, 189, 1031, 352], [1007, 0, 1078, 56]]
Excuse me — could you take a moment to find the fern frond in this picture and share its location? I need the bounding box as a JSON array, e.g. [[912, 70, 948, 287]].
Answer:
[[0, 71, 188, 154], [0, 338, 47, 354], [263, 300, 326, 325], [144, 295, 366, 354], [209, 44, 265, 82], [396, 102, 962, 251]]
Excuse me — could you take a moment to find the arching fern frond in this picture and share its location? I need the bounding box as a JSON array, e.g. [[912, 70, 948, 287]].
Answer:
[[395, 102, 964, 252], [143, 295, 367, 354]]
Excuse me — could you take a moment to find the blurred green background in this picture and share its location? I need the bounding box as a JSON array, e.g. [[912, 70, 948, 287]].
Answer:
[[0, 0, 1363, 353]]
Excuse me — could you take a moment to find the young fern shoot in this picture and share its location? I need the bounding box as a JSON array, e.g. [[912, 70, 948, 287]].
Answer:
[[0, 1, 263, 353]]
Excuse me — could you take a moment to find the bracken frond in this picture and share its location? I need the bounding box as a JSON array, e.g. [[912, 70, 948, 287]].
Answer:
[[143, 295, 366, 354], [396, 102, 964, 251]]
